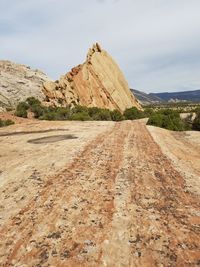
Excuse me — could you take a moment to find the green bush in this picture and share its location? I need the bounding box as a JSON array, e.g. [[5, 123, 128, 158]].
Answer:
[[147, 113, 163, 127], [110, 109, 124, 121], [15, 102, 29, 118], [147, 109, 191, 131], [55, 107, 71, 120], [143, 108, 154, 117], [15, 97, 41, 118], [39, 107, 70, 121], [91, 109, 112, 121], [193, 110, 200, 131], [88, 107, 102, 117], [39, 111, 58, 121], [15, 98, 143, 122], [123, 107, 144, 120], [70, 111, 91, 121], [194, 107, 200, 114], [71, 105, 89, 114], [0, 119, 14, 127], [26, 97, 41, 106], [30, 104, 45, 118]]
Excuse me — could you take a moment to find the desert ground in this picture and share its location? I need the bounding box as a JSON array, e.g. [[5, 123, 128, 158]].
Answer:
[[0, 118, 199, 267]]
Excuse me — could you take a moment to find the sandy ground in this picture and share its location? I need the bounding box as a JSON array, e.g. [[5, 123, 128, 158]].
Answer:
[[0, 119, 199, 266], [0, 112, 28, 124]]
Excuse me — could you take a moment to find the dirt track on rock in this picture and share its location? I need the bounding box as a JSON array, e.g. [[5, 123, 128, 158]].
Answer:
[[0, 120, 199, 266], [148, 126, 200, 196]]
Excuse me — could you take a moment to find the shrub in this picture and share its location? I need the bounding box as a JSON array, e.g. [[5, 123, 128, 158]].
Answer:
[[88, 107, 101, 117], [0, 119, 14, 127], [147, 113, 163, 127], [71, 105, 89, 114], [15, 98, 135, 122], [15, 102, 29, 118], [39, 107, 70, 121], [91, 109, 112, 121], [147, 109, 191, 131], [123, 107, 144, 120], [15, 97, 41, 118], [55, 107, 71, 120], [26, 97, 41, 106], [39, 111, 58, 121], [70, 111, 91, 121], [143, 108, 154, 117], [110, 110, 124, 121], [193, 110, 200, 131], [70, 105, 91, 121], [30, 104, 45, 118]]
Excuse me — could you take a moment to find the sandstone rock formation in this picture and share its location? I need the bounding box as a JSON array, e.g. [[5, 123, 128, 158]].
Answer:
[[1, 120, 199, 266], [43, 43, 142, 111], [0, 60, 50, 111]]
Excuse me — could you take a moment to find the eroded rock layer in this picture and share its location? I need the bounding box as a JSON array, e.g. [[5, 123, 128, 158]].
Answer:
[[0, 61, 50, 111], [43, 43, 141, 111]]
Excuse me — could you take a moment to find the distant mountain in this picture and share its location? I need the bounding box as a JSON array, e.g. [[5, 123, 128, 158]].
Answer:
[[130, 89, 162, 105], [150, 90, 200, 102], [131, 89, 200, 105]]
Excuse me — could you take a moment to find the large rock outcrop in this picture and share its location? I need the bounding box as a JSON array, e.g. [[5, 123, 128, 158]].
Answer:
[[0, 60, 50, 111], [43, 43, 141, 112]]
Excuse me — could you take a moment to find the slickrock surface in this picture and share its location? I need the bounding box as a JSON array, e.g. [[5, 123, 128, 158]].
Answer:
[[0, 60, 50, 111], [0, 120, 199, 266], [43, 43, 141, 112], [148, 126, 200, 196]]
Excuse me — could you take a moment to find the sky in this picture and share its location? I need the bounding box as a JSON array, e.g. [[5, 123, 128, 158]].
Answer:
[[0, 0, 200, 93]]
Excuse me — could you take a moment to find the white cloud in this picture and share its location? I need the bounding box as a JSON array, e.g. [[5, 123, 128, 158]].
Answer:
[[0, 0, 200, 92]]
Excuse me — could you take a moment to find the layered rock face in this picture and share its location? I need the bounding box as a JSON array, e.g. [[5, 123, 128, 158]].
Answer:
[[0, 60, 50, 111], [43, 43, 141, 112]]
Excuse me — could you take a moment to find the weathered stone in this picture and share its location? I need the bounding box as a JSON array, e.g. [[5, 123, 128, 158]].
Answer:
[[0, 44, 141, 112], [0, 60, 50, 111], [42, 43, 142, 111]]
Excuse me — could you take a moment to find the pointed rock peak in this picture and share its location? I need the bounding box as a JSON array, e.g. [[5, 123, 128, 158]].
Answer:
[[93, 42, 102, 52], [87, 42, 103, 61], [43, 44, 142, 112]]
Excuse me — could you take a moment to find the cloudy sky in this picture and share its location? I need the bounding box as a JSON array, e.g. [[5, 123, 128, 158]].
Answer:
[[1, 0, 200, 93]]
